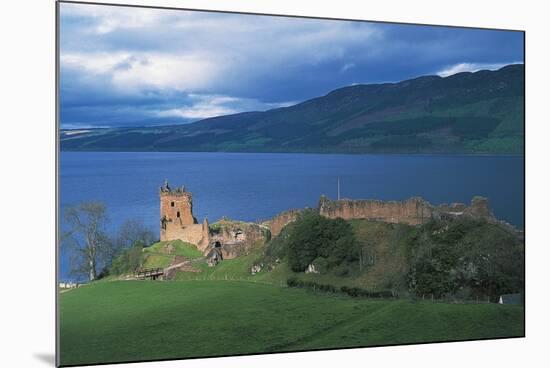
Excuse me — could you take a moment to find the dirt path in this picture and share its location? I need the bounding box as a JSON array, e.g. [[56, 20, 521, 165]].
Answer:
[[164, 260, 191, 272], [163, 256, 202, 279]]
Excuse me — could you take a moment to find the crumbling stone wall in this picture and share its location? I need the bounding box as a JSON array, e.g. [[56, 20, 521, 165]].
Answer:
[[267, 195, 497, 238], [433, 197, 495, 222], [210, 220, 268, 259], [318, 195, 433, 225], [160, 220, 210, 250], [268, 209, 302, 237], [463, 196, 495, 219]]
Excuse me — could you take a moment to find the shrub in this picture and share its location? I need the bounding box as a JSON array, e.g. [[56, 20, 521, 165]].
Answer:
[[340, 286, 393, 299], [407, 217, 524, 300], [286, 278, 393, 299], [286, 210, 359, 272], [109, 243, 144, 275]]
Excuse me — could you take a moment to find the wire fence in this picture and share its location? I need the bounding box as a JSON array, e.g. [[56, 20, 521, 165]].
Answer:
[[172, 273, 287, 287], [414, 294, 493, 304], [102, 273, 504, 304]]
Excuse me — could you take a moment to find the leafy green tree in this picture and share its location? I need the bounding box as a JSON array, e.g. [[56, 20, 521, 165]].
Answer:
[[287, 210, 321, 271], [286, 210, 358, 272], [109, 243, 144, 275], [407, 217, 524, 300], [108, 219, 155, 275]]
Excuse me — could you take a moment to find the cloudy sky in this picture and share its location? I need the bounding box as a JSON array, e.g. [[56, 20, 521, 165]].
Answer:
[[59, 3, 524, 129]]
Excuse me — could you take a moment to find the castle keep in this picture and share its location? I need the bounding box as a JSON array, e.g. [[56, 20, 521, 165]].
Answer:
[[160, 181, 210, 250], [159, 181, 268, 261]]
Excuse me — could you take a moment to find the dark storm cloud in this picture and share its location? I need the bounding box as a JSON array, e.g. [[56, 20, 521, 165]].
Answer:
[[59, 3, 523, 128]]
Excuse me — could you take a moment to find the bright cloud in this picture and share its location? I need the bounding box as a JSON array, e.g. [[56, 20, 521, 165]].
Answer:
[[61, 52, 134, 74], [61, 52, 223, 91], [157, 105, 237, 120], [61, 7, 380, 93], [340, 62, 356, 73], [155, 94, 296, 120], [436, 62, 523, 77], [59, 2, 524, 128], [61, 3, 173, 34], [111, 53, 221, 91]]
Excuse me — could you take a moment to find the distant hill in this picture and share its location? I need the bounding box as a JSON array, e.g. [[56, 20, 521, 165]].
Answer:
[[61, 64, 524, 154]]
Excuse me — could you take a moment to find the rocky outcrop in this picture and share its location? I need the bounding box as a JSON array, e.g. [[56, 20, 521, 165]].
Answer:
[[434, 196, 495, 222], [464, 196, 495, 219], [209, 219, 269, 259], [305, 264, 319, 274], [250, 264, 263, 275]]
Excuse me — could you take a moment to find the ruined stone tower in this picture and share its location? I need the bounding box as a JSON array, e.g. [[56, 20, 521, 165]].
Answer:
[[160, 180, 209, 249]]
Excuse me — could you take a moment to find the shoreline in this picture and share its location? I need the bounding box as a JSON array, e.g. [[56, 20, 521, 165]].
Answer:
[[59, 150, 525, 158]]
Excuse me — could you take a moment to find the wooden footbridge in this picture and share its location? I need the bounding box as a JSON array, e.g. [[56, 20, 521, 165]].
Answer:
[[134, 268, 164, 280]]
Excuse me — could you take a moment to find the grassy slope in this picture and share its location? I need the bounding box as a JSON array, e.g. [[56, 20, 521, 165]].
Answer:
[[250, 219, 412, 289], [175, 249, 264, 279], [173, 220, 414, 289], [255, 217, 524, 295], [141, 240, 203, 269], [348, 220, 412, 289], [60, 280, 524, 366]]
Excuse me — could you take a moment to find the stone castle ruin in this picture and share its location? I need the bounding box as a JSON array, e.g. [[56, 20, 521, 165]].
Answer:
[[160, 181, 510, 267], [209, 219, 267, 259], [160, 180, 210, 251], [160, 181, 268, 264], [268, 195, 499, 237], [318, 195, 496, 224], [268, 209, 303, 237]]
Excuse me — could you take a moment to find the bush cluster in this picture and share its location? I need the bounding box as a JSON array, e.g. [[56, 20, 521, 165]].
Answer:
[[268, 209, 524, 302], [340, 286, 394, 298], [407, 217, 524, 301], [284, 210, 359, 272], [286, 277, 337, 293], [287, 277, 394, 299], [109, 243, 144, 275]]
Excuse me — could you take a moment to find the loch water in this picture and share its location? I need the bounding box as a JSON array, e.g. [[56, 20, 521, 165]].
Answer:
[[59, 152, 524, 280]]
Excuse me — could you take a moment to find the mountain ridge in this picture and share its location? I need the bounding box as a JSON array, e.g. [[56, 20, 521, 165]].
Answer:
[[61, 64, 524, 154]]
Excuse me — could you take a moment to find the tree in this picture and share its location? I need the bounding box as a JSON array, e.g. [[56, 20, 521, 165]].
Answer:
[[63, 202, 112, 281], [287, 210, 324, 271], [286, 210, 358, 272], [115, 219, 155, 249], [108, 219, 155, 275], [109, 243, 144, 275], [407, 217, 524, 300]]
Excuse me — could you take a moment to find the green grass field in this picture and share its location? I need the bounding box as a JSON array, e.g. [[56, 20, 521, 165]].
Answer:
[[60, 280, 524, 366], [141, 240, 203, 269]]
